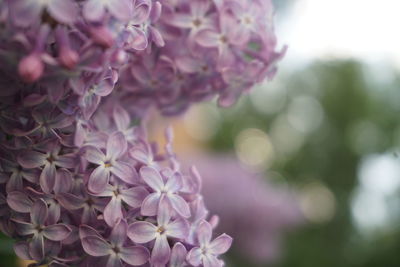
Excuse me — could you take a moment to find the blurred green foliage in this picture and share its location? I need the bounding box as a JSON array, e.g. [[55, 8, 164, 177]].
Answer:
[[0, 232, 17, 266]]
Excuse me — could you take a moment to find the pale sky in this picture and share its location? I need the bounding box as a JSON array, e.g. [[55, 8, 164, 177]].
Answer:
[[278, 0, 400, 69]]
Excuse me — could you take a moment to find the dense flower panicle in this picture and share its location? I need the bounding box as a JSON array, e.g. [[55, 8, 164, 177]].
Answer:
[[0, 0, 283, 117], [0, 89, 231, 266], [0, 0, 284, 265]]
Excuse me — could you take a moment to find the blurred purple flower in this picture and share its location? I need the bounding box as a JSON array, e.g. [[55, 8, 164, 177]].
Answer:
[[83, 0, 133, 22], [9, 0, 78, 27], [190, 154, 304, 263]]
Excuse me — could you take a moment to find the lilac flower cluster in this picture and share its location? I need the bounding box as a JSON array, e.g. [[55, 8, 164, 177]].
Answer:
[[0, 0, 283, 117], [0, 94, 232, 266], [0, 0, 283, 266], [119, 0, 286, 114]]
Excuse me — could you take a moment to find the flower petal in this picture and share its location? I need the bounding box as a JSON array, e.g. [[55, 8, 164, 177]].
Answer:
[[83, 0, 105, 21], [81, 236, 111, 257], [203, 254, 222, 267], [169, 242, 187, 267], [167, 13, 193, 28], [209, 234, 233, 255], [54, 153, 76, 168], [191, 0, 210, 17], [17, 151, 46, 168], [109, 219, 127, 246], [164, 172, 182, 193], [47, 0, 78, 24], [120, 246, 150, 266], [106, 255, 123, 267], [140, 166, 164, 191], [82, 206, 97, 224], [79, 225, 101, 239], [176, 56, 200, 73], [40, 164, 56, 194], [106, 132, 127, 160], [47, 200, 60, 225], [14, 241, 31, 260], [21, 169, 40, 183], [6, 173, 23, 192], [85, 146, 105, 165], [186, 247, 202, 266], [149, 26, 165, 47], [43, 224, 71, 241], [94, 77, 115, 96], [141, 192, 160, 216], [111, 161, 137, 184], [120, 186, 148, 208], [7, 191, 33, 213], [197, 220, 212, 246], [166, 218, 189, 239], [13, 220, 35, 236], [9, 0, 42, 27], [152, 235, 170, 266], [54, 169, 73, 194], [130, 148, 151, 165], [104, 197, 123, 227], [195, 29, 219, 48], [126, 27, 148, 51], [127, 221, 157, 244], [113, 106, 130, 131], [131, 0, 151, 24], [106, 0, 132, 22], [157, 196, 171, 227], [56, 193, 84, 210], [31, 199, 48, 226], [29, 234, 44, 261], [88, 166, 109, 194], [168, 194, 191, 218]]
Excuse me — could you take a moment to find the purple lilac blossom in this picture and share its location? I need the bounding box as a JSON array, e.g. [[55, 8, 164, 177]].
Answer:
[[187, 154, 304, 264], [0, 82, 232, 267], [0, 0, 285, 265], [1, 0, 283, 117], [0, 90, 232, 266]]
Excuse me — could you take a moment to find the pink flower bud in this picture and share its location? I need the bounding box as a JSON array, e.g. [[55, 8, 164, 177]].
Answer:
[[18, 54, 44, 83], [111, 49, 127, 65], [59, 47, 79, 69], [90, 26, 114, 48]]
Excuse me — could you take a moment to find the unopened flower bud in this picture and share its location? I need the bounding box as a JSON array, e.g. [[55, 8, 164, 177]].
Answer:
[[90, 26, 114, 48], [59, 47, 79, 69], [18, 54, 44, 83]]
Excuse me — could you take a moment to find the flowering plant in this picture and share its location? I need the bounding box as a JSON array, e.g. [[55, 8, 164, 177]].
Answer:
[[0, 0, 283, 266]]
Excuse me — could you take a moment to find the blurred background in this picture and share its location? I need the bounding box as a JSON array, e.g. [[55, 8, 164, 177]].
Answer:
[[2, 0, 400, 266]]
